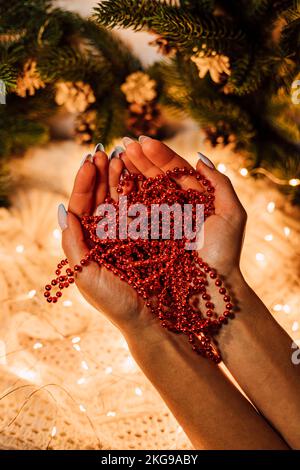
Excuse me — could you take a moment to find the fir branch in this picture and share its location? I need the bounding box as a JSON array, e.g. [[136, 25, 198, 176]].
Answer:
[[94, 0, 157, 30], [150, 7, 246, 54]]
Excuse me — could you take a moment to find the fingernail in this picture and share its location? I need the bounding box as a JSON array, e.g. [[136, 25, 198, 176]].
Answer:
[[122, 136, 135, 147], [109, 146, 125, 160], [80, 153, 93, 168], [197, 152, 215, 169], [58, 204, 68, 231], [93, 143, 105, 154], [138, 135, 151, 144]]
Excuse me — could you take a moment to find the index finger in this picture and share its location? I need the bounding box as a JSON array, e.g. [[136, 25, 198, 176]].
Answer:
[[68, 158, 96, 217]]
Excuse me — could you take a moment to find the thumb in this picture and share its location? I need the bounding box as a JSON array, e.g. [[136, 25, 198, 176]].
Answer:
[[196, 152, 242, 215]]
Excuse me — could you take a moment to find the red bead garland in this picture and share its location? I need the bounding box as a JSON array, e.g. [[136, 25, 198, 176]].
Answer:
[[44, 167, 235, 363]]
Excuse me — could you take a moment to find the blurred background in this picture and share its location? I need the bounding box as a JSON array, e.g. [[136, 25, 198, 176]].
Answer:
[[0, 0, 299, 450]]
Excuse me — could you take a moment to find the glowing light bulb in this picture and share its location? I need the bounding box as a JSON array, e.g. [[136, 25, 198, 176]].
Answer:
[[33, 342, 43, 350], [27, 289, 36, 298], [79, 404, 86, 412], [135, 387, 142, 396], [72, 337, 80, 344], [217, 163, 227, 173], [289, 178, 300, 187], [273, 304, 282, 312], [16, 369, 37, 382], [267, 202, 275, 213], [292, 322, 299, 332], [77, 377, 86, 385], [105, 366, 112, 375], [106, 411, 116, 417], [284, 227, 291, 237], [123, 356, 136, 373], [63, 300, 72, 307], [81, 360, 89, 370], [51, 426, 57, 437], [255, 253, 265, 262], [73, 344, 81, 351], [16, 245, 24, 253], [264, 234, 273, 241], [240, 168, 248, 176], [283, 304, 291, 313], [52, 229, 61, 240]]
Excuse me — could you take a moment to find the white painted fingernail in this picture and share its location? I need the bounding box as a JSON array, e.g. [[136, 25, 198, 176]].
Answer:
[[58, 204, 68, 231], [122, 136, 135, 147], [80, 153, 93, 168], [109, 146, 125, 160], [138, 135, 151, 144], [93, 143, 105, 154], [197, 152, 215, 169]]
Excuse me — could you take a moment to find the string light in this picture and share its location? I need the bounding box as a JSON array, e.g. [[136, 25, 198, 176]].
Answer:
[[239, 168, 248, 176], [27, 289, 36, 298], [72, 337, 80, 344], [106, 411, 116, 417], [51, 426, 57, 437], [217, 163, 227, 173], [63, 300, 73, 307], [79, 404, 86, 412], [77, 377, 86, 385], [255, 253, 265, 262], [273, 304, 282, 312], [15, 245, 24, 253], [292, 322, 299, 332], [122, 356, 136, 373], [289, 178, 300, 187], [267, 201, 275, 213], [73, 344, 81, 351], [105, 366, 112, 375], [33, 342, 43, 350], [81, 360, 89, 370], [284, 226, 291, 237], [15, 368, 37, 382], [283, 304, 291, 313], [264, 234, 273, 241], [52, 229, 61, 240], [135, 387, 142, 396]]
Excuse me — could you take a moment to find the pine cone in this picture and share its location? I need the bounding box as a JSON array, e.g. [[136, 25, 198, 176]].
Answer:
[[15, 60, 45, 98], [126, 102, 162, 137], [121, 72, 157, 105], [205, 121, 236, 147], [149, 35, 176, 57], [55, 81, 96, 113], [75, 110, 97, 145]]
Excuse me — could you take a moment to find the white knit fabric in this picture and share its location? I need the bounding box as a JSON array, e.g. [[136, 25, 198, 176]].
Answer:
[[0, 132, 299, 449]]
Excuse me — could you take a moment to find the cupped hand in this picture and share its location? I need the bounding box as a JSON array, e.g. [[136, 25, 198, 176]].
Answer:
[[121, 137, 247, 279], [61, 148, 151, 335]]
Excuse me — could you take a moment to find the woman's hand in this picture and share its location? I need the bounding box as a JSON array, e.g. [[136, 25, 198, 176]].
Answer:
[[60, 148, 152, 336], [121, 136, 247, 279]]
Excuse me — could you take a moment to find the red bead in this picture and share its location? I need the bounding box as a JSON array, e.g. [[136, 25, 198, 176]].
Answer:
[[226, 303, 233, 310], [215, 279, 222, 286], [224, 295, 230, 302], [55, 269, 61, 276], [74, 265, 82, 272], [44, 291, 50, 298], [51, 280, 57, 286], [47, 298, 52, 303], [56, 291, 62, 297], [45, 285, 51, 291], [52, 297, 57, 303], [219, 287, 226, 295]]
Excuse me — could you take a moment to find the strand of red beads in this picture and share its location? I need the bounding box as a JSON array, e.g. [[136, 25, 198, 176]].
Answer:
[[44, 167, 234, 362]]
